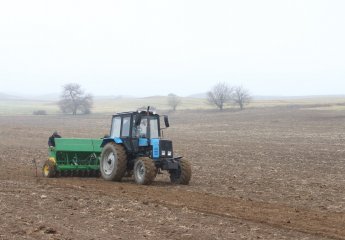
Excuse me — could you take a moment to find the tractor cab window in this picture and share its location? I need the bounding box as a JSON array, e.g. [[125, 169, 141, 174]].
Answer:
[[138, 118, 148, 138], [136, 116, 159, 138], [111, 117, 121, 137], [121, 117, 131, 137], [150, 118, 159, 138]]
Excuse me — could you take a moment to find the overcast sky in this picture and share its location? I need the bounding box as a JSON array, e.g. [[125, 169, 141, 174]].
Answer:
[[0, 0, 344, 97]]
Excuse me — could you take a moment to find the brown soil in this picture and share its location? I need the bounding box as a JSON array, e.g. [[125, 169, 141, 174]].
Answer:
[[1, 108, 345, 239]]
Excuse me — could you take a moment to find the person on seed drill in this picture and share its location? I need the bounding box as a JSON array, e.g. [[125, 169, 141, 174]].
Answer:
[[48, 131, 61, 147]]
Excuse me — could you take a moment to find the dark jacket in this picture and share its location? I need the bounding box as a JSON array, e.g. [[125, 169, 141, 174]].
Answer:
[[48, 133, 61, 147]]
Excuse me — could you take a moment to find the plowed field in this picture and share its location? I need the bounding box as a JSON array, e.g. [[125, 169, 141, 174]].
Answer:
[[1, 108, 345, 239]]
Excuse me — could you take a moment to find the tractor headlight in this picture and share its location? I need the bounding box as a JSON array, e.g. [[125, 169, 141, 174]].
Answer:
[[161, 150, 166, 156], [167, 151, 172, 156]]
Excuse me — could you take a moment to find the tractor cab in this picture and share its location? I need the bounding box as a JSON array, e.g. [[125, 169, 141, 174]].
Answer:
[[101, 109, 169, 157]]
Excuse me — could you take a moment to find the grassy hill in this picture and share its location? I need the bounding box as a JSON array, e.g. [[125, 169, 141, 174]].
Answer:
[[0, 93, 20, 100], [0, 96, 344, 115], [0, 96, 208, 115]]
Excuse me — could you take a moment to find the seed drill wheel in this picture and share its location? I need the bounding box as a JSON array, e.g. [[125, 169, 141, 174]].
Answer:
[[133, 157, 157, 185], [169, 159, 192, 185], [42, 160, 56, 178], [100, 143, 127, 181]]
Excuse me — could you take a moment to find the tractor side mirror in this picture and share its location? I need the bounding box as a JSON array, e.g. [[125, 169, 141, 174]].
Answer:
[[135, 115, 142, 126], [164, 116, 170, 128]]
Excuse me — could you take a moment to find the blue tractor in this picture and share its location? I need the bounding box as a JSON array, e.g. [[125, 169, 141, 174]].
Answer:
[[100, 108, 191, 185]]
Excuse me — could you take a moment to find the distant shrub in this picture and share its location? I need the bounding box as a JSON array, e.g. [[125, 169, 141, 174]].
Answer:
[[82, 109, 91, 115], [33, 110, 47, 115]]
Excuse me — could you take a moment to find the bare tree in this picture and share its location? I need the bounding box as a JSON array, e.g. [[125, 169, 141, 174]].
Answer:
[[232, 86, 251, 110], [58, 83, 93, 115], [167, 93, 181, 111], [207, 82, 233, 110]]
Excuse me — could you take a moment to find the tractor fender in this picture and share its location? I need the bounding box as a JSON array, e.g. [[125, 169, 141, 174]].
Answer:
[[100, 138, 123, 148]]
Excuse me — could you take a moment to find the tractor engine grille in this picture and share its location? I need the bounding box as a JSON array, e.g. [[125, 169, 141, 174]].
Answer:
[[160, 140, 173, 158]]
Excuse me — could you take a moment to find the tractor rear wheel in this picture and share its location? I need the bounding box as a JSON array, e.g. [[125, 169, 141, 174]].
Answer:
[[100, 143, 127, 181], [42, 160, 56, 178], [169, 159, 191, 185], [133, 157, 157, 185]]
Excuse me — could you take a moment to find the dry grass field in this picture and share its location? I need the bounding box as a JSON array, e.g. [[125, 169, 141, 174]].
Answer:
[[1, 106, 345, 239], [1, 96, 344, 115]]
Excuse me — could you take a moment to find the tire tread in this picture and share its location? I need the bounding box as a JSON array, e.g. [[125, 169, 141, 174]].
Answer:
[[134, 157, 156, 185]]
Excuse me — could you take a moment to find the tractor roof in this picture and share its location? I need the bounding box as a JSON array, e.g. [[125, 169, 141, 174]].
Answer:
[[113, 110, 158, 117]]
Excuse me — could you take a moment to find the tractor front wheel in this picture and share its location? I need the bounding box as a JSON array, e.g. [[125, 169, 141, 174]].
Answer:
[[169, 159, 191, 185], [42, 160, 56, 178], [134, 157, 157, 185], [100, 143, 127, 181]]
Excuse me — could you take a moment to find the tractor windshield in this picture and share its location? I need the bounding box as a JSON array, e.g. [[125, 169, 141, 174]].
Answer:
[[137, 117, 159, 138]]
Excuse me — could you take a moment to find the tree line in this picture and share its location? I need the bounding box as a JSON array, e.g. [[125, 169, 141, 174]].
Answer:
[[57, 82, 251, 115], [168, 82, 251, 111], [207, 82, 251, 110]]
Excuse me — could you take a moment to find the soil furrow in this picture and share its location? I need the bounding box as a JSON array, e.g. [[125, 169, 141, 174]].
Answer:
[[44, 178, 345, 240]]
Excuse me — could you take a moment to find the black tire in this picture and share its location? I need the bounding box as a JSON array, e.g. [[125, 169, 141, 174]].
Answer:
[[133, 157, 157, 185], [169, 159, 191, 185], [100, 143, 127, 181], [42, 160, 56, 178]]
